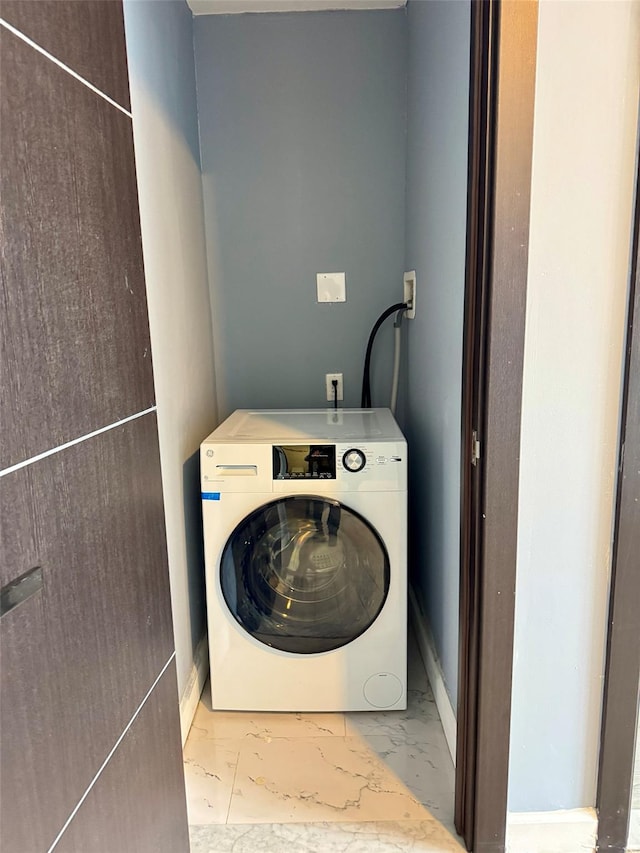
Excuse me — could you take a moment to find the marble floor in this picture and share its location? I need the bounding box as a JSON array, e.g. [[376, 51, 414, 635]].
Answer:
[[184, 631, 464, 852]]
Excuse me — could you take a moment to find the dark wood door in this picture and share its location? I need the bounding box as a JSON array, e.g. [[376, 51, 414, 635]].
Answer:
[[0, 5, 155, 471], [456, 2, 538, 850], [0, 3, 189, 851]]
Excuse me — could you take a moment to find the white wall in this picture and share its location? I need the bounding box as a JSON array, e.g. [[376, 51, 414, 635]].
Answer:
[[404, 0, 470, 708], [123, 1, 218, 711], [509, 0, 640, 812]]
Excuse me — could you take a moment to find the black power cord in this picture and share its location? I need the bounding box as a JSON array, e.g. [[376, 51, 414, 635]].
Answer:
[[361, 301, 408, 408], [332, 378, 338, 410]]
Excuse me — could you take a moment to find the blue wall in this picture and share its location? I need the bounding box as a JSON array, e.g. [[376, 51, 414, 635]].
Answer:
[[404, 0, 470, 706], [193, 10, 407, 417]]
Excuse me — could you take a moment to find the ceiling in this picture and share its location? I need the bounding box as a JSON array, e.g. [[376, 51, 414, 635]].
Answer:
[[187, 0, 405, 14]]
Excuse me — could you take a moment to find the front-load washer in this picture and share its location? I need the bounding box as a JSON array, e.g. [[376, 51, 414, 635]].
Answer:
[[200, 408, 407, 712]]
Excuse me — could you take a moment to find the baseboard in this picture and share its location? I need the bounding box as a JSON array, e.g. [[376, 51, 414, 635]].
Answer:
[[506, 808, 597, 853], [179, 633, 209, 745], [629, 808, 640, 850], [408, 585, 457, 765]]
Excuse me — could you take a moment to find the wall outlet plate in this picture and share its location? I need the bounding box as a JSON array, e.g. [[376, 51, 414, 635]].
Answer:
[[317, 272, 346, 303], [325, 373, 344, 402], [403, 270, 416, 319]]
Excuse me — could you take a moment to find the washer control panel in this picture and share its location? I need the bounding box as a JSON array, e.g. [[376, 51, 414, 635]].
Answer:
[[272, 445, 336, 480], [203, 439, 406, 494], [342, 448, 366, 473]]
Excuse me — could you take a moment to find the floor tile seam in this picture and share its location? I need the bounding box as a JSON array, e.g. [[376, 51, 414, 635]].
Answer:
[[189, 818, 446, 826], [224, 744, 242, 825], [228, 734, 412, 751], [185, 733, 245, 745], [344, 731, 448, 744], [341, 713, 348, 736], [197, 731, 452, 750], [349, 734, 455, 747], [186, 823, 466, 849], [194, 815, 449, 828], [189, 733, 349, 745]]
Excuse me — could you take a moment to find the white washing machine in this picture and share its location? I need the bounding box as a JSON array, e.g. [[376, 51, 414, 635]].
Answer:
[[200, 408, 407, 712]]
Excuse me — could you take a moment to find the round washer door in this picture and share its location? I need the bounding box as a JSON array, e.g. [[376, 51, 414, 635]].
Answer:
[[220, 495, 390, 654]]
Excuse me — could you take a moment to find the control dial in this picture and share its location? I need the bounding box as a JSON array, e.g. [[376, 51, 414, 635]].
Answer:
[[342, 448, 366, 473]]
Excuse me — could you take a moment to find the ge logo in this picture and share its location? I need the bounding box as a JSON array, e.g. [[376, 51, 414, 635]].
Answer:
[[206, 450, 214, 457]]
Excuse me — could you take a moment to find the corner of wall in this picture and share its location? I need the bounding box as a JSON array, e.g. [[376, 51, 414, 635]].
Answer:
[[179, 633, 209, 744], [123, 0, 219, 702], [408, 585, 457, 764]]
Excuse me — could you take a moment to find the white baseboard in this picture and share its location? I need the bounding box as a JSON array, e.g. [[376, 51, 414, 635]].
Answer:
[[629, 808, 640, 850], [408, 585, 457, 765], [179, 633, 209, 745], [506, 808, 597, 853]]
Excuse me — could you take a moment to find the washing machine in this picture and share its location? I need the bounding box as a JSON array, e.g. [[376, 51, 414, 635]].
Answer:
[[200, 408, 407, 712]]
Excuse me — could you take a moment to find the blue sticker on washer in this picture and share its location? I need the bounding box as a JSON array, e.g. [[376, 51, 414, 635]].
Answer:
[[202, 492, 221, 501]]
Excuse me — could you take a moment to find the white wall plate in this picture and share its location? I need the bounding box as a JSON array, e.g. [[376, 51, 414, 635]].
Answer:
[[317, 272, 346, 302]]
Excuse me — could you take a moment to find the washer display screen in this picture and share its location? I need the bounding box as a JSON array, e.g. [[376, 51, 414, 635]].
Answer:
[[220, 496, 390, 654], [272, 445, 336, 480]]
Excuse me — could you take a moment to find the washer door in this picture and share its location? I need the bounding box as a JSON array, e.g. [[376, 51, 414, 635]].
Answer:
[[220, 495, 390, 654]]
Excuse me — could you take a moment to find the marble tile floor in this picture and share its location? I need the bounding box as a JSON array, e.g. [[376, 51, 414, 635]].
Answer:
[[185, 631, 464, 852]]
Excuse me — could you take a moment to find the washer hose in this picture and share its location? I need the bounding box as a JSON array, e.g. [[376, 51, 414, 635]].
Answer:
[[390, 311, 403, 415], [361, 301, 408, 408]]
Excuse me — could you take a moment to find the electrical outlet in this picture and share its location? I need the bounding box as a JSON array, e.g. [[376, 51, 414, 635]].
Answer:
[[325, 373, 344, 402], [404, 270, 416, 319]]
